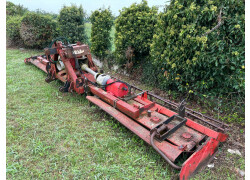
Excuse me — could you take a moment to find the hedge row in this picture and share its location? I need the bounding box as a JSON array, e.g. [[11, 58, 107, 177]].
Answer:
[[114, 0, 157, 64], [110, 0, 244, 97], [6, 1, 27, 17], [58, 5, 87, 44], [6, 3, 86, 48], [20, 12, 57, 48], [6, 0, 244, 97], [6, 16, 23, 46], [90, 8, 113, 59], [147, 0, 245, 95]]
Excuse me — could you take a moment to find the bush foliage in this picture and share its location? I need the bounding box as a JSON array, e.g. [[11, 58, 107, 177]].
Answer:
[[58, 5, 87, 44], [114, 0, 157, 64], [6, 0, 245, 98], [6, 1, 27, 17], [149, 0, 245, 96], [6, 16, 23, 45], [90, 8, 113, 59], [20, 12, 57, 48]]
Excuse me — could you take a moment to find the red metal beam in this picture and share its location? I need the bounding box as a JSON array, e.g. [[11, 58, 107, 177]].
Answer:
[[86, 95, 183, 162]]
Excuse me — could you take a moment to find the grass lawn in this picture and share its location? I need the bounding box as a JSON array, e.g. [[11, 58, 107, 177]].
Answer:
[[6, 49, 244, 179]]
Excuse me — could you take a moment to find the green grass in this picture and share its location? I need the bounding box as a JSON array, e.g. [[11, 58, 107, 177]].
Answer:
[[6, 49, 175, 179], [6, 49, 244, 179]]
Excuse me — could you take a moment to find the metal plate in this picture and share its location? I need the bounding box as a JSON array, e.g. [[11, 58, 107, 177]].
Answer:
[[128, 99, 205, 151]]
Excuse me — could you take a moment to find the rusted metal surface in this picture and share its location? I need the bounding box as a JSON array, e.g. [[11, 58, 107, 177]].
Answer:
[[137, 111, 167, 129], [24, 41, 228, 179], [150, 116, 160, 123], [25, 57, 48, 73], [89, 85, 140, 119], [56, 70, 67, 82], [88, 87, 209, 152], [132, 95, 228, 142], [182, 132, 193, 140], [179, 137, 219, 180], [111, 77, 229, 132], [86, 95, 183, 162], [64, 44, 90, 58]]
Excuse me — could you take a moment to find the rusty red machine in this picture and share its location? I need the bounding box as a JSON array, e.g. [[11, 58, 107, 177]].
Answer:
[[24, 39, 228, 179]]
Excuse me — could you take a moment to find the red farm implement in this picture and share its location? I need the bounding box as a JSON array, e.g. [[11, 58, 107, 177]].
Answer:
[[24, 39, 228, 179]]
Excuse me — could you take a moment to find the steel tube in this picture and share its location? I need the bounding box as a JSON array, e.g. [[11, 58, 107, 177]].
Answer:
[[81, 64, 98, 78], [150, 131, 182, 170]]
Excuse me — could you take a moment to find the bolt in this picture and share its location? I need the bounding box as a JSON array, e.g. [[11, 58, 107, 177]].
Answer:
[[147, 110, 151, 117], [179, 145, 184, 150], [150, 116, 161, 123]]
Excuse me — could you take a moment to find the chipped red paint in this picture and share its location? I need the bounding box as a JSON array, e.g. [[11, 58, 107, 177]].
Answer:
[[136, 96, 228, 142], [150, 116, 161, 123], [25, 57, 48, 73], [179, 138, 219, 180], [86, 95, 183, 162], [182, 132, 193, 140], [89, 85, 140, 119]]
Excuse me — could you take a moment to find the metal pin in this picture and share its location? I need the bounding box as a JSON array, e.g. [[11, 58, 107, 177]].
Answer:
[[147, 110, 151, 117]]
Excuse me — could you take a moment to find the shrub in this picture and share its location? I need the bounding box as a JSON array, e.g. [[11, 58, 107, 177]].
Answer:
[[6, 1, 27, 17], [90, 8, 113, 59], [58, 5, 87, 44], [114, 0, 157, 65], [20, 12, 57, 48], [35, 9, 58, 20], [149, 0, 245, 96], [6, 16, 23, 46]]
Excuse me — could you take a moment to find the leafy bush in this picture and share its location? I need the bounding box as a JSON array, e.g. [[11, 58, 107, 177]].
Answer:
[[20, 12, 57, 48], [90, 8, 113, 59], [6, 1, 27, 17], [58, 5, 87, 44], [149, 0, 245, 96], [114, 0, 157, 65], [35, 9, 58, 19], [6, 16, 23, 46]]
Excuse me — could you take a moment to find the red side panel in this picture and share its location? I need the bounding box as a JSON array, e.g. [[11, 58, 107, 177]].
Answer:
[[179, 137, 219, 180]]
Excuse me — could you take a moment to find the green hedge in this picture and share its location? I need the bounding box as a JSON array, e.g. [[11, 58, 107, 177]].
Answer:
[[90, 8, 113, 59], [148, 0, 245, 96], [20, 12, 57, 48], [6, 16, 23, 45], [58, 5, 87, 44], [114, 0, 157, 65], [6, 1, 27, 17], [6, 1, 245, 98]]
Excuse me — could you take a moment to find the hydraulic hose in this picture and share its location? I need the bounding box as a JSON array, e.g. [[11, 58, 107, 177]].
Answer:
[[150, 131, 182, 170], [46, 37, 70, 64], [49, 37, 70, 48]]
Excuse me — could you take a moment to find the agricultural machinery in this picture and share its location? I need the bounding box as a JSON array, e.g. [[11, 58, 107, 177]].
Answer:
[[24, 38, 228, 179]]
